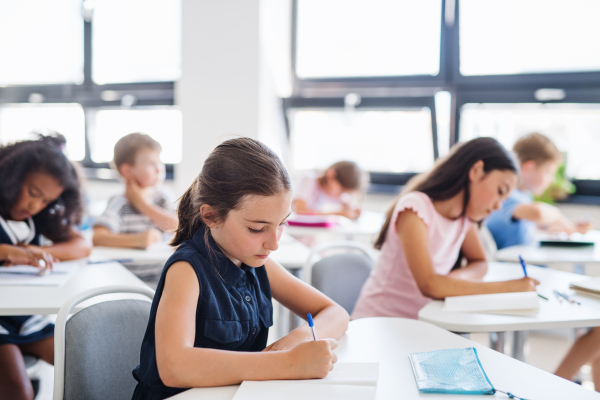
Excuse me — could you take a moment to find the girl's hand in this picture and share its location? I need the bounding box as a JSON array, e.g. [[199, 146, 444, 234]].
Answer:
[[263, 329, 312, 352], [506, 277, 540, 292], [285, 338, 338, 379], [576, 220, 593, 234], [0, 245, 56, 270]]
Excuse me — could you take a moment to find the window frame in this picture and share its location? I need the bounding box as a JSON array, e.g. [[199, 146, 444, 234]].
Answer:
[[0, 2, 176, 180]]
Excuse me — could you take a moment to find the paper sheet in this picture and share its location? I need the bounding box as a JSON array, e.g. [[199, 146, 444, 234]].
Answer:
[[286, 362, 379, 386], [232, 381, 376, 400], [0, 260, 80, 286], [444, 292, 540, 315]]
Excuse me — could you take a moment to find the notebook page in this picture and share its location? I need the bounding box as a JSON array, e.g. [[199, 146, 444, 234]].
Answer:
[[444, 292, 539, 315], [0, 261, 80, 286], [279, 362, 379, 386], [232, 381, 376, 400]]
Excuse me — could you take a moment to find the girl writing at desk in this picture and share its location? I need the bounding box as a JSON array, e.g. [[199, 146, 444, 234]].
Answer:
[[352, 137, 539, 321], [132, 138, 348, 399], [0, 135, 90, 400]]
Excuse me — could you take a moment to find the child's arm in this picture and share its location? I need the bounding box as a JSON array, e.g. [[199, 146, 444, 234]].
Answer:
[[125, 180, 178, 231], [293, 199, 360, 220], [155, 261, 338, 388], [92, 226, 161, 249], [26, 229, 91, 260], [0, 244, 56, 268], [513, 202, 579, 233], [398, 210, 538, 299], [447, 225, 488, 281], [262, 257, 349, 352]]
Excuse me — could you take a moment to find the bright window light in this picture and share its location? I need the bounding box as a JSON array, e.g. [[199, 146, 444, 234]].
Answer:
[[460, 0, 600, 76], [460, 103, 600, 180], [92, 0, 181, 84], [0, 104, 85, 160], [296, 0, 442, 78], [92, 108, 182, 164], [0, 0, 83, 85], [289, 108, 434, 172]]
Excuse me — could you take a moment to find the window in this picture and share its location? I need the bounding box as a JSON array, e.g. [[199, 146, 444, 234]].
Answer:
[[459, 0, 600, 76], [0, 104, 85, 160], [295, 0, 442, 78], [0, 0, 84, 85], [92, 0, 181, 84], [91, 108, 182, 164], [460, 103, 600, 180], [288, 108, 435, 173]]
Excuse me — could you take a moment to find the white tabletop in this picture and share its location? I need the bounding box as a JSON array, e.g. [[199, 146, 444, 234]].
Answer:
[[419, 262, 600, 333], [170, 317, 596, 400], [495, 230, 600, 265], [0, 260, 150, 316], [285, 210, 385, 239], [90, 233, 311, 272]]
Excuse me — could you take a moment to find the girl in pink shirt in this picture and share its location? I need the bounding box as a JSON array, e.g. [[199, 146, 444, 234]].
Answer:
[[352, 137, 540, 320]]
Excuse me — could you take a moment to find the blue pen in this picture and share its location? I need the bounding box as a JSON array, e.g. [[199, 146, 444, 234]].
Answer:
[[307, 313, 318, 341], [519, 255, 528, 277]]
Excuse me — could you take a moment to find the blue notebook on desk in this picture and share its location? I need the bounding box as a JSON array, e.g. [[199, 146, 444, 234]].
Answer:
[[409, 347, 495, 395]]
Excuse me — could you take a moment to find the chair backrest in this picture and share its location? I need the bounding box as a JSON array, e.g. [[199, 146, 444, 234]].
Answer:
[[54, 285, 155, 400], [308, 242, 375, 314]]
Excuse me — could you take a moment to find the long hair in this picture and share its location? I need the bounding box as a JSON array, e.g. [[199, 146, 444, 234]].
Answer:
[[172, 137, 292, 255], [374, 137, 517, 249], [0, 134, 83, 243]]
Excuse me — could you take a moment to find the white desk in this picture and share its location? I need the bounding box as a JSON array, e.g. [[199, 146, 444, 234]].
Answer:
[[419, 262, 600, 333], [170, 318, 596, 400], [286, 210, 385, 240], [0, 260, 150, 316], [495, 230, 600, 267], [90, 233, 310, 273]]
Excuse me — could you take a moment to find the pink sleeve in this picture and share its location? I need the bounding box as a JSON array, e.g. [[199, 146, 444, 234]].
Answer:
[[391, 192, 434, 233]]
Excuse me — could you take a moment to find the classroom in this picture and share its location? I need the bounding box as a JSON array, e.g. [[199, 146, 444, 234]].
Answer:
[[1, 1, 600, 399]]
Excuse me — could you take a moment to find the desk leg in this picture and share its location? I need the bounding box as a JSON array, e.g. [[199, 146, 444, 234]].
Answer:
[[512, 331, 528, 362], [489, 332, 506, 353]]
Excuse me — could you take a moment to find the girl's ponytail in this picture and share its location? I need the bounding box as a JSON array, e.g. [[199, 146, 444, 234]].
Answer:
[[171, 177, 204, 246]]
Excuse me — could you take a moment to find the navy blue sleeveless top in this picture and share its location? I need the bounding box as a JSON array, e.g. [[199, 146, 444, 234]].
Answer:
[[131, 229, 273, 400]]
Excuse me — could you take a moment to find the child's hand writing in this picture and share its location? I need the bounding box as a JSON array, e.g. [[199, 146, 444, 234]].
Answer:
[[339, 204, 361, 220], [508, 277, 540, 292], [0, 244, 56, 270], [136, 229, 162, 249], [262, 329, 312, 352], [285, 338, 338, 379], [576, 220, 593, 234]]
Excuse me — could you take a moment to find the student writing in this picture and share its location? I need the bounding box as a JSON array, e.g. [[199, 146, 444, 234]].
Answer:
[[0, 134, 91, 400], [352, 137, 539, 321], [131, 137, 349, 400]]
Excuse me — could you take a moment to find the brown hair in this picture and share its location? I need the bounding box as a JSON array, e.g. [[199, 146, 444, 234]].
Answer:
[[374, 137, 517, 249], [320, 161, 363, 191], [113, 133, 162, 170], [512, 132, 562, 166], [172, 137, 292, 249]]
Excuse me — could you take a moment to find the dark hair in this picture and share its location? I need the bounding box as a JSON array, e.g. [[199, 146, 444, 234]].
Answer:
[[320, 161, 363, 191], [113, 132, 162, 170], [374, 137, 517, 249], [0, 134, 84, 242], [172, 137, 292, 252]]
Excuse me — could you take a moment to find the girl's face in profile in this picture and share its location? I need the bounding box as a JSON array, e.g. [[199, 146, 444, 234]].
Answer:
[[466, 162, 517, 222], [10, 172, 63, 221], [208, 191, 292, 268]]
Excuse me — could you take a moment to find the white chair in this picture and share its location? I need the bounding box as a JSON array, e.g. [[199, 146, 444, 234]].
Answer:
[[53, 285, 155, 400], [305, 241, 375, 315]]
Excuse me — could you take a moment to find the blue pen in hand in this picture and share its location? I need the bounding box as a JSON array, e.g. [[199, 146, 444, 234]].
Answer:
[[307, 313, 318, 341], [519, 255, 528, 277]]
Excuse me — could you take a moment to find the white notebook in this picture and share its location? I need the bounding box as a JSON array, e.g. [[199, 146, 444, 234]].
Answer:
[[231, 363, 379, 400], [570, 277, 600, 297], [232, 381, 376, 400], [444, 292, 540, 315], [0, 260, 80, 286]]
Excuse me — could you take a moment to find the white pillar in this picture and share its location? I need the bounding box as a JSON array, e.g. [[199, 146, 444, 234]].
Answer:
[[176, 0, 260, 195]]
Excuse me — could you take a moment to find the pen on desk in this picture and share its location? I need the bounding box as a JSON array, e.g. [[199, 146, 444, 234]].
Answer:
[[307, 313, 318, 341], [553, 290, 563, 302], [519, 255, 528, 277], [88, 258, 134, 265], [537, 293, 549, 301], [562, 291, 581, 305]]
